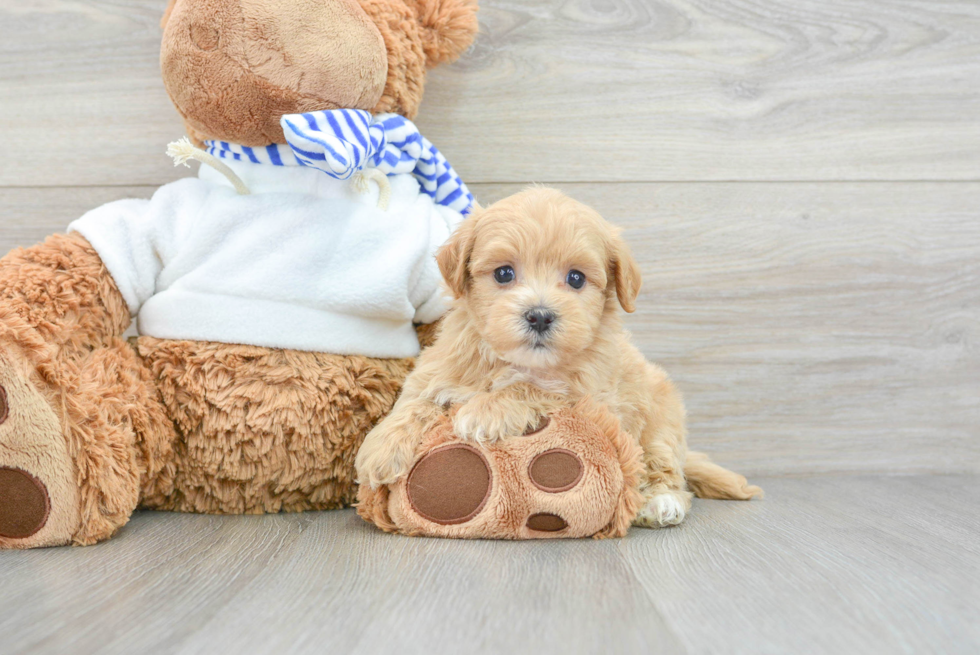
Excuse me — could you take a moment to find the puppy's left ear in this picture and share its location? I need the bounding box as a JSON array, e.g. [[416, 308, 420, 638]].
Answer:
[[608, 232, 642, 313], [437, 211, 479, 298]]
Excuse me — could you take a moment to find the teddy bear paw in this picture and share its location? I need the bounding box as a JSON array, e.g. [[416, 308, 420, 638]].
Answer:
[[405, 443, 492, 525], [388, 413, 625, 539], [0, 347, 80, 549], [405, 441, 586, 534]]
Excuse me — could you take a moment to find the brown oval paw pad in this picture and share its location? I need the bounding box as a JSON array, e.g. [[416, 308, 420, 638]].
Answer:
[[522, 416, 550, 436], [0, 384, 8, 425], [526, 513, 567, 532], [407, 445, 491, 525], [528, 449, 583, 492], [0, 467, 50, 539]]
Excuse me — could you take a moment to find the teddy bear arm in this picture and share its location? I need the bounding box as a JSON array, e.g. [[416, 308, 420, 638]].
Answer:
[[0, 232, 129, 358]]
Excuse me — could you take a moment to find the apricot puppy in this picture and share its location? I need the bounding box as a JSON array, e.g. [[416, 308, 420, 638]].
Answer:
[[356, 187, 760, 527]]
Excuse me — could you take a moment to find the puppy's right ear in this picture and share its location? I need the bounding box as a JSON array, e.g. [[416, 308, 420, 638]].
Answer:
[[608, 231, 642, 313], [437, 213, 479, 298]]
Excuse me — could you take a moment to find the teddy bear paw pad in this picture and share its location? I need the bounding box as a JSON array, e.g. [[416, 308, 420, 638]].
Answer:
[[406, 444, 491, 525], [0, 355, 83, 549], [522, 416, 550, 436], [526, 512, 568, 532], [528, 449, 583, 492], [0, 467, 51, 539]]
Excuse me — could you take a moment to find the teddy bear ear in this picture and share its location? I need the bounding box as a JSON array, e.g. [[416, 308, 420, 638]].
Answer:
[[408, 0, 479, 67]]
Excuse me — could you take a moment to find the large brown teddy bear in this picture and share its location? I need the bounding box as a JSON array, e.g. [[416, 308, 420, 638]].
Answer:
[[0, 0, 478, 549]]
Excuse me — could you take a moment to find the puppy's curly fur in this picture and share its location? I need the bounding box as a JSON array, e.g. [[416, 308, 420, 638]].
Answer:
[[356, 188, 761, 527]]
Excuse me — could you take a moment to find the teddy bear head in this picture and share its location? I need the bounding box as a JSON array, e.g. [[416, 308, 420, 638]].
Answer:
[[160, 0, 478, 146]]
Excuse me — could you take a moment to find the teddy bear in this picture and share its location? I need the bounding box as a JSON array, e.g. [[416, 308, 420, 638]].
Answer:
[[0, 0, 480, 549]]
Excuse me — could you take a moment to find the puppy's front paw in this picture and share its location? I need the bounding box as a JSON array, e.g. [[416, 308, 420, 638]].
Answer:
[[452, 393, 542, 444], [634, 492, 688, 528], [355, 427, 417, 489], [451, 400, 497, 444]]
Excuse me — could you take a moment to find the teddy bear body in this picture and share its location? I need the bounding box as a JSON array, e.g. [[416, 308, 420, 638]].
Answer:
[[0, 0, 478, 548]]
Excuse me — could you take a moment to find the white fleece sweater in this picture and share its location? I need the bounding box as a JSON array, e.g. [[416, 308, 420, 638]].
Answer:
[[69, 159, 463, 358]]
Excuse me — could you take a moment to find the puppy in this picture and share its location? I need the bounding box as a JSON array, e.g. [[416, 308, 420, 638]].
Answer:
[[356, 187, 761, 527]]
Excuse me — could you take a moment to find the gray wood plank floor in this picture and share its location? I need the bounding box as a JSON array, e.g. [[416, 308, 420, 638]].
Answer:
[[0, 475, 976, 655]]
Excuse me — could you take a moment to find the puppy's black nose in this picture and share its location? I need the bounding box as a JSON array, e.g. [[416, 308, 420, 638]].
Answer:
[[525, 308, 556, 334]]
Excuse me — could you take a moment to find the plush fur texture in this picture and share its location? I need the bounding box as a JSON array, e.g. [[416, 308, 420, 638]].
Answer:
[[0, 347, 80, 549], [357, 399, 645, 539], [0, 0, 478, 548], [162, 0, 478, 145], [0, 233, 421, 544], [0, 233, 129, 356], [356, 188, 762, 532], [137, 337, 412, 514], [162, 0, 387, 146], [0, 234, 171, 546], [408, 0, 481, 67]]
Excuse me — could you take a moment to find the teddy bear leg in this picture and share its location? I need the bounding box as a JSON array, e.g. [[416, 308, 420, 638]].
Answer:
[[0, 337, 176, 548], [0, 344, 82, 548], [363, 403, 646, 539], [0, 234, 174, 547], [136, 337, 413, 514]]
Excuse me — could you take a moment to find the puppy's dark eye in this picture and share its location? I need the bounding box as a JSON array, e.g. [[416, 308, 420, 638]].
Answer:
[[566, 270, 586, 289], [494, 266, 515, 284]]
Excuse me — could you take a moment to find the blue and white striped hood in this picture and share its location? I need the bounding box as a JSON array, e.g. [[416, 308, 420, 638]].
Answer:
[[204, 109, 474, 216]]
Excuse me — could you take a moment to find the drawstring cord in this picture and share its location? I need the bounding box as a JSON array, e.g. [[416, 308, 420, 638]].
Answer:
[[350, 168, 392, 211], [167, 137, 391, 210], [167, 138, 250, 195]]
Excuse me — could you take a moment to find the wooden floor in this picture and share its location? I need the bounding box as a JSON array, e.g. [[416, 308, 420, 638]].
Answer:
[[0, 475, 975, 655], [1, 1, 979, 653]]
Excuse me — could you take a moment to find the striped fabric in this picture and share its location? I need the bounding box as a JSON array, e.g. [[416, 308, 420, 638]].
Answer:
[[204, 109, 474, 215]]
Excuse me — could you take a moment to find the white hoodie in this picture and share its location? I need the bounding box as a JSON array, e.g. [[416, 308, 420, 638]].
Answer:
[[69, 158, 463, 358]]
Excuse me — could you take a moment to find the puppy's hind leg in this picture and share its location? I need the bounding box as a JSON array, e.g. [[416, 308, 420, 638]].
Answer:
[[633, 367, 693, 528], [634, 443, 693, 528]]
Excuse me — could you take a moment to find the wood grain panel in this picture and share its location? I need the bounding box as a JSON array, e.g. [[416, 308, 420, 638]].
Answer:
[[0, 476, 976, 654], [1, 181, 977, 475], [0, 186, 156, 252], [3, 1, 980, 186], [0, 1, 184, 187]]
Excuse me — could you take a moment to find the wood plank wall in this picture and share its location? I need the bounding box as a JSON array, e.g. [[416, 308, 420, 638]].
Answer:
[[1, 0, 977, 475]]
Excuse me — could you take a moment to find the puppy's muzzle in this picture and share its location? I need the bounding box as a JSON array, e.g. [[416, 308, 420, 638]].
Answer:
[[524, 307, 556, 335]]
